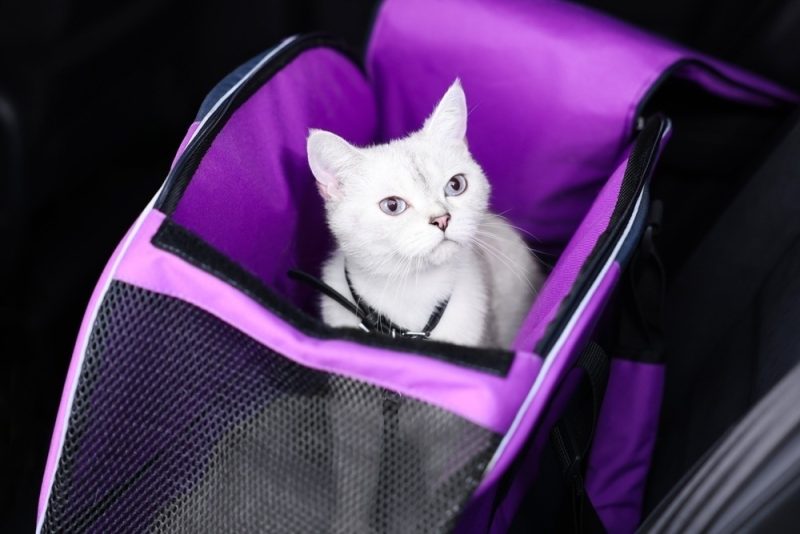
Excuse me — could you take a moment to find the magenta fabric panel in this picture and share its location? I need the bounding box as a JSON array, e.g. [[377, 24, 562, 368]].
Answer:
[[585, 359, 665, 534], [367, 0, 795, 254], [513, 151, 628, 351], [476, 262, 621, 495], [114, 211, 543, 434], [172, 48, 376, 300], [37, 211, 150, 524]]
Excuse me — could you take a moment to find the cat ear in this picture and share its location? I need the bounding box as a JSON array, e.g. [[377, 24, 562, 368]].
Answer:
[[307, 129, 362, 201], [423, 78, 468, 143]]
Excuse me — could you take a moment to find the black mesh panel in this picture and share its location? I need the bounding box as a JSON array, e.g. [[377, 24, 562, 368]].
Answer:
[[41, 282, 499, 533]]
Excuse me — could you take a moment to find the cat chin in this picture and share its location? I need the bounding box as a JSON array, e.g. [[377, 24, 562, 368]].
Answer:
[[426, 239, 461, 266]]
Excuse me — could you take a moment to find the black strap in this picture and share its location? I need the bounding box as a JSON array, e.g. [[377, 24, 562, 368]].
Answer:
[[617, 199, 666, 363], [576, 342, 610, 459], [287, 269, 369, 323], [551, 341, 610, 534], [514, 205, 665, 532], [344, 269, 449, 339], [550, 199, 666, 532], [344, 269, 407, 336], [288, 268, 450, 339], [422, 299, 450, 335]]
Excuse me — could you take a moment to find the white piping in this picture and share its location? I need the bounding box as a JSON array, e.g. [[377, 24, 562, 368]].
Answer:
[[486, 189, 646, 473], [182, 35, 298, 147], [36, 36, 301, 532]]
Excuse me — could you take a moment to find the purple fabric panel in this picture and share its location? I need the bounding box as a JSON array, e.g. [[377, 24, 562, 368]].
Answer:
[[475, 262, 621, 496], [173, 48, 376, 300], [114, 211, 543, 434], [585, 359, 665, 534], [367, 0, 795, 254], [486, 367, 585, 534], [169, 121, 200, 169], [37, 215, 144, 523], [513, 151, 628, 351], [453, 486, 496, 534], [674, 60, 798, 106]]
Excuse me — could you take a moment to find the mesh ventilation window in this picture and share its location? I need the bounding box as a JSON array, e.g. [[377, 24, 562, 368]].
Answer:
[[42, 282, 499, 533]]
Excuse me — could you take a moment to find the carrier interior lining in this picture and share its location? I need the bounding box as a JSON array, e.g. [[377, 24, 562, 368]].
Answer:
[[162, 42, 788, 353]]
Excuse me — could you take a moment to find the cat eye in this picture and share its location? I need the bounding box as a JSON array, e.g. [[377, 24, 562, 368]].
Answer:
[[379, 196, 408, 215], [445, 174, 468, 196]]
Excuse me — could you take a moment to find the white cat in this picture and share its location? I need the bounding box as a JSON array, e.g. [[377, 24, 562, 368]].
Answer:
[[307, 79, 541, 349]]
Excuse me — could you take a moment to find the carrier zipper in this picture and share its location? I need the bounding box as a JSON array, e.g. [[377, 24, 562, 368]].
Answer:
[[535, 115, 669, 356], [155, 33, 361, 214]]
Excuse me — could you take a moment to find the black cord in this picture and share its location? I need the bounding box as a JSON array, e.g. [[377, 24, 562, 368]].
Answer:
[[287, 269, 368, 323], [288, 268, 450, 339]]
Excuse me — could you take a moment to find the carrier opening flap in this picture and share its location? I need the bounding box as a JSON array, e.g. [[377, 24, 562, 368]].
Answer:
[[367, 0, 796, 254]]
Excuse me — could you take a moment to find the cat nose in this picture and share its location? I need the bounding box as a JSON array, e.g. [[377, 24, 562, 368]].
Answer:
[[429, 213, 451, 231]]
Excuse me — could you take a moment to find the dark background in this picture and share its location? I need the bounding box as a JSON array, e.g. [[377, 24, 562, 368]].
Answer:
[[2, 0, 800, 531]]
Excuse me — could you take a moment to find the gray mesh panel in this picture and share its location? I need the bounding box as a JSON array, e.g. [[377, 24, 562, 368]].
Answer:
[[42, 281, 499, 533]]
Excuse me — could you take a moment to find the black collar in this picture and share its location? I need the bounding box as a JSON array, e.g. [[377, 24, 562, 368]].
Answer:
[[287, 268, 450, 340], [344, 269, 450, 339]]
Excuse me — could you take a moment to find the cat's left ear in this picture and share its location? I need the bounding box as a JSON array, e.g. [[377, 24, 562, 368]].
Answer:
[[307, 129, 362, 201], [423, 78, 468, 143]]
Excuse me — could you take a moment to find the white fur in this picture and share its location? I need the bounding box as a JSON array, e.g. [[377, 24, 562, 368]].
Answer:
[[308, 80, 542, 348]]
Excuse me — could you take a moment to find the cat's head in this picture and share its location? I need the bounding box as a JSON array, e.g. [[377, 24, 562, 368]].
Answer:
[[307, 79, 490, 275]]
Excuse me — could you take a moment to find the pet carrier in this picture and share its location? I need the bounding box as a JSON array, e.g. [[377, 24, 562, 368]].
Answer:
[[36, 0, 796, 532]]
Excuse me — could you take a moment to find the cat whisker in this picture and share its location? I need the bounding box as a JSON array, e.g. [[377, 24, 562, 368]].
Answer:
[[475, 228, 550, 262], [476, 246, 538, 296], [485, 211, 543, 238], [470, 236, 539, 295], [474, 235, 533, 281], [480, 219, 543, 243]]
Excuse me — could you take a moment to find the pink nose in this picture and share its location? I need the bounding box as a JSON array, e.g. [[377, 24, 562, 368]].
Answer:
[[430, 213, 451, 231]]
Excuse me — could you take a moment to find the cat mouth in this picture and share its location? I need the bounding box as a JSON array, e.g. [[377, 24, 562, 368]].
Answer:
[[426, 238, 460, 265], [434, 236, 462, 252]]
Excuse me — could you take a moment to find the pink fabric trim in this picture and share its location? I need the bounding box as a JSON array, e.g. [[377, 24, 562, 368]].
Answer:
[[37, 222, 139, 522]]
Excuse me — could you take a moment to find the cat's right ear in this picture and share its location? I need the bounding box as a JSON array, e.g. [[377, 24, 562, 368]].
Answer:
[[307, 129, 362, 201]]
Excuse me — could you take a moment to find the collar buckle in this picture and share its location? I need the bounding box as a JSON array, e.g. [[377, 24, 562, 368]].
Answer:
[[401, 331, 431, 339]]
